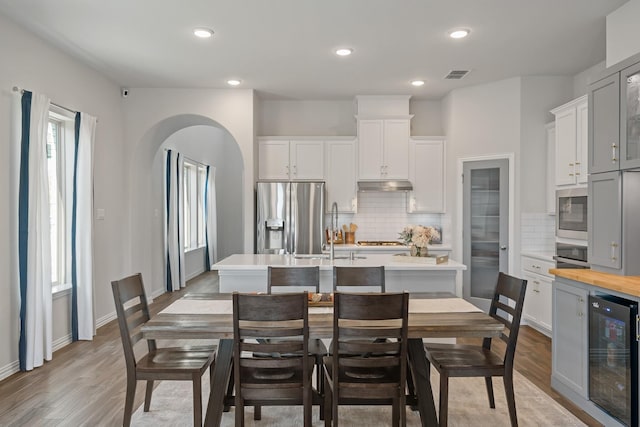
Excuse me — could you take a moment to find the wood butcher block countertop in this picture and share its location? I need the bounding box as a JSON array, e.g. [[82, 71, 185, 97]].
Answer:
[[550, 268, 640, 297]]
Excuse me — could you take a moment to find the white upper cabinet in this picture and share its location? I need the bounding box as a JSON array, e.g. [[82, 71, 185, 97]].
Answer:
[[325, 139, 357, 213], [258, 138, 324, 180], [408, 138, 445, 213], [551, 95, 588, 186], [357, 118, 410, 180]]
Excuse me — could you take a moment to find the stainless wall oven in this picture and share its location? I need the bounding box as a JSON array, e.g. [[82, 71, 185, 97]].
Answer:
[[554, 242, 589, 269], [556, 188, 588, 240]]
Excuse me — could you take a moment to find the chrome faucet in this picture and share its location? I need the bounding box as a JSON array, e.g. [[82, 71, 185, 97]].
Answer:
[[330, 202, 338, 261]]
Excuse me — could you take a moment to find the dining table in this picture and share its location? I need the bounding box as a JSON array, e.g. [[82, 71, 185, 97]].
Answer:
[[141, 292, 503, 427]]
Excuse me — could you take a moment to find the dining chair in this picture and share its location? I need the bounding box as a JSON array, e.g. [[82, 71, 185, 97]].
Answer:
[[332, 265, 385, 292], [233, 292, 314, 426], [423, 272, 528, 427], [268, 266, 328, 395], [323, 292, 409, 427], [111, 273, 216, 427]]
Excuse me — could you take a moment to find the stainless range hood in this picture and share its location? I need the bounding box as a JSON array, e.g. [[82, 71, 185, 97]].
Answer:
[[357, 180, 413, 192]]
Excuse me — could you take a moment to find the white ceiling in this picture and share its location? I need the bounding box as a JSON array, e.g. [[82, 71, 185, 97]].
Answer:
[[0, 0, 628, 100]]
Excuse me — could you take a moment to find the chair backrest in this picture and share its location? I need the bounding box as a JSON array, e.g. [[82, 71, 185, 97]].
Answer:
[[268, 266, 320, 294], [111, 273, 154, 374], [331, 292, 409, 398], [483, 272, 528, 367], [233, 292, 310, 390], [332, 266, 385, 292]]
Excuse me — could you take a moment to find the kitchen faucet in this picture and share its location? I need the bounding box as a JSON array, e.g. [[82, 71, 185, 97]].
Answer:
[[330, 202, 338, 261]]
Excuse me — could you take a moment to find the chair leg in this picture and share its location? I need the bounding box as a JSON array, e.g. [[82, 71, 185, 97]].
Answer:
[[485, 376, 495, 408], [392, 397, 399, 427], [224, 365, 234, 412], [324, 375, 332, 427], [406, 361, 418, 411], [253, 405, 261, 420], [400, 388, 407, 427], [235, 392, 244, 427], [144, 380, 154, 412], [193, 374, 202, 427], [317, 355, 325, 421], [304, 382, 312, 427], [439, 373, 449, 427], [123, 376, 137, 427], [504, 372, 518, 427]]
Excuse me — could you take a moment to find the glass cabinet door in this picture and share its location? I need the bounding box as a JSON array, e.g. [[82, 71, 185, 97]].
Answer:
[[463, 159, 509, 311], [621, 62, 640, 169]]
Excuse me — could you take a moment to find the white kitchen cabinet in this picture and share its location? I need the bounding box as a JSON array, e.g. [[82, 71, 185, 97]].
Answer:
[[552, 278, 589, 399], [408, 137, 445, 213], [325, 139, 357, 213], [545, 122, 556, 215], [258, 138, 324, 180], [357, 118, 410, 180], [521, 254, 554, 337], [551, 95, 588, 186]]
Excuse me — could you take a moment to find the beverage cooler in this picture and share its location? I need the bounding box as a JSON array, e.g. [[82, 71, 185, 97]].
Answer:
[[589, 294, 638, 426]]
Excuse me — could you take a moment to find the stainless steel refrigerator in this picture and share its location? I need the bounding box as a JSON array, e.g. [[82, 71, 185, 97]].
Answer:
[[256, 181, 325, 254]]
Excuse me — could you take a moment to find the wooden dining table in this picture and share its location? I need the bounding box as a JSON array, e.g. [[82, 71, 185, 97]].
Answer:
[[141, 292, 503, 427]]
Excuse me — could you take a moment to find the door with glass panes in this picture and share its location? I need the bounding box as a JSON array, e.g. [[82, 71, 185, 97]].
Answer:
[[462, 159, 509, 312]]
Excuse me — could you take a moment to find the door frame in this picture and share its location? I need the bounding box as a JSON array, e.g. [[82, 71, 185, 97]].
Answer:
[[456, 153, 515, 298]]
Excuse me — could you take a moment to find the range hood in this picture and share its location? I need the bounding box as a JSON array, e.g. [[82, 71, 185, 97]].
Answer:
[[357, 180, 413, 192]]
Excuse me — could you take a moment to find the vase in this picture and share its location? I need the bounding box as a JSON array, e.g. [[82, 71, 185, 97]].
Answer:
[[410, 245, 428, 257]]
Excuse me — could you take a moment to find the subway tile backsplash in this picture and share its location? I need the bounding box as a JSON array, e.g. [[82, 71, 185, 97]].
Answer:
[[326, 192, 450, 244], [520, 212, 555, 252]]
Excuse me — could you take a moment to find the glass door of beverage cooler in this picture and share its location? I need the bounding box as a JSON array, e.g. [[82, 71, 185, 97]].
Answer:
[[589, 294, 638, 427], [462, 159, 509, 312]]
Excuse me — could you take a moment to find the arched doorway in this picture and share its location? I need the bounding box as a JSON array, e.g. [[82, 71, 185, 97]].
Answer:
[[128, 114, 243, 296]]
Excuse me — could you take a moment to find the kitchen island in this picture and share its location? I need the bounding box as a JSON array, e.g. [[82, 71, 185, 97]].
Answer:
[[212, 253, 466, 294]]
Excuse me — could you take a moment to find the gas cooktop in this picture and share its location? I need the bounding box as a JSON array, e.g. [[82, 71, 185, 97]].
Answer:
[[356, 241, 406, 246]]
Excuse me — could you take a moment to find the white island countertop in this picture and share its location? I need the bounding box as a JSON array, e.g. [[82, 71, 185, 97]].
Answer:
[[213, 253, 466, 271]]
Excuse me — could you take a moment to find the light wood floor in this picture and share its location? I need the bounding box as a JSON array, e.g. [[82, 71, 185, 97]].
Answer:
[[0, 272, 601, 426]]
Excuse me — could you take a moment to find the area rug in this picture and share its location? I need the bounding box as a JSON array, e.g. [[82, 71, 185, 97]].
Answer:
[[130, 368, 585, 426]]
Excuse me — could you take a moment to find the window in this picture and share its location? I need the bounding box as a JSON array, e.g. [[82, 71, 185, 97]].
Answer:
[[183, 161, 207, 250], [46, 110, 74, 290]]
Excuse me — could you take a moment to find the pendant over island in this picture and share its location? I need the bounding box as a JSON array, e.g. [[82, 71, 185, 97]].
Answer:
[[212, 253, 466, 295]]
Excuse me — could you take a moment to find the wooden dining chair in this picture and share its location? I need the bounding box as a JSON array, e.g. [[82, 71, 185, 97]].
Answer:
[[233, 292, 314, 426], [323, 292, 409, 427], [268, 267, 328, 396], [332, 266, 385, 292], [111, 273, 216, 427], [424, 272, 528, 426]]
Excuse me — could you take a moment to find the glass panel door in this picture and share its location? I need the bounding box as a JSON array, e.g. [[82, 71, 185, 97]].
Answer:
[[463, 159, 509, 311]]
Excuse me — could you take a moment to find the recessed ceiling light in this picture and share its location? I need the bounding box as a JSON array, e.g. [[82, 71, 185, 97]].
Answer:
[[227, 79, 241, 86], [335, 48, 353, 57], [449, 29, 470, 39], [411, 80, 425, 87], [193, 28, 214, 38]]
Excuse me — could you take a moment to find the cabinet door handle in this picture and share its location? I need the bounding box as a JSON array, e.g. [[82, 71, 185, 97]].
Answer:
[[611, 242, 618, 261], [575, 162, 581, 165], [285, 165, 290, 176], [293, 165, 297, 175], [569, 163, 574, 166], [612, 143, 618, 162]]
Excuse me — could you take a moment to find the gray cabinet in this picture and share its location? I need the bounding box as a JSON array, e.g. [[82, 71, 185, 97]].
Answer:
[[588, 74, 620, 173], [621, 62, 640, 170], [552, 279, 588, 399], [588, 172, 621, 270], [589, 170, 640, 275]]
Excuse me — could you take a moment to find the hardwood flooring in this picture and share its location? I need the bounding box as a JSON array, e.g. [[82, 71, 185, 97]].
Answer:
[[0, 272, 601, 426]]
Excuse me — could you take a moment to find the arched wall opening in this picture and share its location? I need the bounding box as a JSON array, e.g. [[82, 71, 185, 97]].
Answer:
[[129, 114, 244, 297]]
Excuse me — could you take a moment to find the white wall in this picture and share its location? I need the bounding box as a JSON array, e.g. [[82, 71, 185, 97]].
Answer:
[[607, 0, 640, 67], [442, 78, 522, 273], [0, 13, 126, 377], [258, 100, 356, 136], [122, 89, 255, 298], [520, 76, 573, 213], [573, 61, 607, 97], [410, 100, 444, 136]]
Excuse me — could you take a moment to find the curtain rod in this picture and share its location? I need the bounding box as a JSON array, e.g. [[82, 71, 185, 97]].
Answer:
[[13, 85, 82, 118], [164, 148, 209, 168]]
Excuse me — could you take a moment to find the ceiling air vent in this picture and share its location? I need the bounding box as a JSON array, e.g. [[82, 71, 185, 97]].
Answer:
[[444, 70, 469, 80]]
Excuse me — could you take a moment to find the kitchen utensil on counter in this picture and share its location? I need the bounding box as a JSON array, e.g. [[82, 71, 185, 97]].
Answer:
[[345, 231, 355, 244]]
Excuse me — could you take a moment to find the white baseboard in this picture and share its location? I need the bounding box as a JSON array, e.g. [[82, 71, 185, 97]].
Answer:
[[186, 267, 205, 281], [0, 360, 20, 382], [96, 311, 117, 329], [52, 334, 72, 352]]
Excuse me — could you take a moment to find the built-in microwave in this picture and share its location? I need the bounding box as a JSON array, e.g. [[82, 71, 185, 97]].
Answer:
[[556, 188, 588, 240]]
